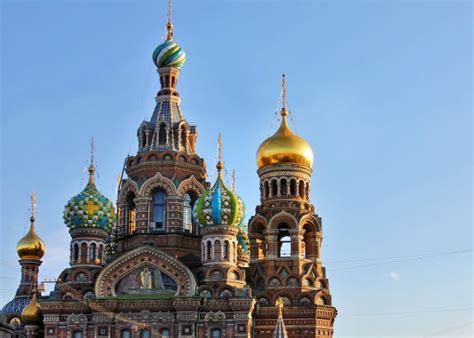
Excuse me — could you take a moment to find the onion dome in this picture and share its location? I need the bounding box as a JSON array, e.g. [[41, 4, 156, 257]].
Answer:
[[21, 293, 42, 326], [152, 21, 186, 69], [237, 229, 250, 254], [17, 193, 45, 260], [256, 75, 314, 169], [194, 137, 245, 227], [63, 164, 115, 233]]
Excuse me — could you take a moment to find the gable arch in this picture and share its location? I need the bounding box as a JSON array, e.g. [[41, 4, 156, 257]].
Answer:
[[95, 246, 196, 297], [268, 210, 298, 230], [138, 171, 178, 197], [118, 179, 139, 204], [248, 214, 268, 236], [177, 175, 206, 197], [299, 214, 321, 232]]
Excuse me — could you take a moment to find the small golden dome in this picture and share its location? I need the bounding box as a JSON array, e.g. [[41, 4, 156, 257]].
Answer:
[[256, 108, 314, 169], [16, 216, 45, 260], [21, 293, 42, 325]]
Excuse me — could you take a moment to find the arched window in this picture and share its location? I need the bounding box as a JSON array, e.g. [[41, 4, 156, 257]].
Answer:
[[153, 190, 166, 231], [80, 243, 87, 263], [73, 243, 79, 262], [280, 178, 288, 196], [278, 223, 291, 258], [141, 129, 147, 148], [290, 179, 297, 196], [264, 181, 270, 199], [160, 328, 170, 337], [303, 224, 316, 258], [121, 329, 131, 338], [207, 241, 212, 261], [171, 76, 176, 88], [180, 126, 187, 148], [271, 179, 278, 197], [211, 328, 222, 338], [306, 182, 310, 199], [98, 244, 104, 263], [89, 243, 97, 262], [73, 331, 83, 338], [126, 193, 136, 234], [251, 223, 266, 260], [140, 330, 151, 338], [159, 124, 167, 145], [183, 193, 193, 233], [299, 180, 305, 198], [223, 241, 229, 260], [214, 240, 222, 261], [165, 75, 170, 87]]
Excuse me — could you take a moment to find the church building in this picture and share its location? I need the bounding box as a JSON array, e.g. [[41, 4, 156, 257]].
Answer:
[[1, 3, 337, 337]]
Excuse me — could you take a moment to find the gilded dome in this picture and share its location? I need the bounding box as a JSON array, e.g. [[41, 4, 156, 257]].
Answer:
[[256, 108, 314, 169], [16, 216, 45, 260], [63, 165, 115, 233], [21, 293, 42, 326]]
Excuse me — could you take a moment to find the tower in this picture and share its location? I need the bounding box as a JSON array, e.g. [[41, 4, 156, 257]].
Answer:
[[1, 193, 45, 331], [249, 76, 337, 337], [114, 2, 207, 270], [58, 141, 115, 299]]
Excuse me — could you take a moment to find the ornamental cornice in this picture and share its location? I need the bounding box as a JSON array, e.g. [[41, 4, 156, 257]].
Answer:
[[258, 164, 312, 178]]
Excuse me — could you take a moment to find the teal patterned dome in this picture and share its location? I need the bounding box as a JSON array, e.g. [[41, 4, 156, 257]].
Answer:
[[152, 38, 186, 69], [193, 161, 245, 228], [63, 165, 115, 233]]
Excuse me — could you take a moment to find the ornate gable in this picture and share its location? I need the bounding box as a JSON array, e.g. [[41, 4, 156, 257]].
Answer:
[[95, 246, 197, 297]]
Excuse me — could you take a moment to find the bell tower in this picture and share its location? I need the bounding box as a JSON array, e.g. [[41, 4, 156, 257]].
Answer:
[[249, 76, 337, 338]]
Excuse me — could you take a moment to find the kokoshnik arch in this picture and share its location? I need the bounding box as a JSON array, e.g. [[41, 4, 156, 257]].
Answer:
[[1, 2, 337, 337]]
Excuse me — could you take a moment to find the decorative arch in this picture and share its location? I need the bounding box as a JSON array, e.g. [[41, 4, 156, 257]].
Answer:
[[268, 211, 298, 230], [177, 176, 206, 197], [248, 215, 268, 235], [314, 289, 332, 306], [145, 151, 160, 161], [299, 214, 321, 232], [95, 246, 196, 297], [138, 171, 177, 197], [118, 179, 139, 204]]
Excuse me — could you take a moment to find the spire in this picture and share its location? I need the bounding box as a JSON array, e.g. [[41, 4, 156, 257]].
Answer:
[[166, 0, 174, 40], [280, 74, 288, 117], [88, 137, 96, 185], [30, 192, 37, 226], [216, 133, 224, 172], [273, 297, 288, 338]]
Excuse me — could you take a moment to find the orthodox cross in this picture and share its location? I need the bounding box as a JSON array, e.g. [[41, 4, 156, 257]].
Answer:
[[167, 0, 174, 39], [282, 74, 287, 110], [90, 137, 96, 165], [30, 191, 37, 222]]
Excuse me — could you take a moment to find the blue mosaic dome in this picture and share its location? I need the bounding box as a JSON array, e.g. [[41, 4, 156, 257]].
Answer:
[[1, 297, 29, 315], [63, 165, 115, 233], [193, 162, 245, 228]]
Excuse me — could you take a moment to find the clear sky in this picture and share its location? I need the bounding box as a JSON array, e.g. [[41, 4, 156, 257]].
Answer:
[[1, 0, 472, 337]]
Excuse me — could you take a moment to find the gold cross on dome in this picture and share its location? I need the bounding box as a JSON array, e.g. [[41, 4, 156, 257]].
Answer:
[[84, 200, 99, 215]]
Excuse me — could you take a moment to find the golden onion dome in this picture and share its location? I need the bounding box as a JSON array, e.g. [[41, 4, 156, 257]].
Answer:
[[16, 216, 46, 260], [21, 292, 43, 325], [256, 107, 314, 169]]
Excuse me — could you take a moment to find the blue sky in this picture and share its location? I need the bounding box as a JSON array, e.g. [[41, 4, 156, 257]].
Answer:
[[1, 0, 472, 337]]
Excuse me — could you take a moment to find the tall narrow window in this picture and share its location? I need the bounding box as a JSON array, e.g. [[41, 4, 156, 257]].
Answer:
[[159, 124, 167, 145], [160, 328, 170, 337], [207, 241, 212, 261], [271, 179, 278, 197], [299, 180, 305, 198], [264, 181, 270, 199], [180, 127, 187, 148], [153, 191, 166, 230], [223, 241, 229, 260], [278, 223, 291, 258], [281, 178, 288, 196], [80, 243, 87, 262], [98, 244, 104, 263], [183, 193, 193, 233], [89, 243, 97, 262], [126, 193, 136, 234], [290, 179, 297, 196], [73, 243, 79, 262]]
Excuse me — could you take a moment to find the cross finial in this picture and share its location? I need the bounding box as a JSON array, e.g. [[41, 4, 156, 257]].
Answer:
[[232, 169, 236, 192], [280, 74, 288, 117], [166, 0, 174, 40], [88, 138, 96, 185], [30, 192, 37, 224], [216, 133, 224, 172]]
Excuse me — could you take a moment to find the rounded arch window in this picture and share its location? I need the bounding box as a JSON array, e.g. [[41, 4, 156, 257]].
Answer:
[[89, 243, 97, 261], [277, 223, 291, 257], [121, 329, 131, 338], [152, 190, 166, 231], [160, 328, 170, 337], [73, 331, 83, 338], [140, 330, 151, 338]]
